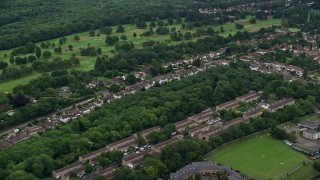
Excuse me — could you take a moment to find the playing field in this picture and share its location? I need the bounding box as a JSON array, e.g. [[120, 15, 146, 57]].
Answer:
[[206, 134, 308, 180], [285, 163, 318, 180]]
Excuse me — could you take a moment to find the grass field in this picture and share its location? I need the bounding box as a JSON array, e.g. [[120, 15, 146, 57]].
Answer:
[[285, 163, 318, 180], [0, 17, 281, 92], [206, 134, 308, 180], [288, 28, 301, 32], [0, 73, 41, 92]]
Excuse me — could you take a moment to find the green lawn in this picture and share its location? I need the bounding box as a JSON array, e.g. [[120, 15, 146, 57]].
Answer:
[[0, 18, 281, 92], [206, 134, 308, 180], [285, 163, 318, 180], [288, 28, 301, 32], [0, 73, 41, 92]]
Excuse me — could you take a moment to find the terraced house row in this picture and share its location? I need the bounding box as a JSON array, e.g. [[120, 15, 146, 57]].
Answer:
[[51, 92, 296, 179]]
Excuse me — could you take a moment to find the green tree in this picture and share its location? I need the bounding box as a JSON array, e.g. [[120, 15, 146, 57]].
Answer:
[[42, 50, 52, 59], [120, 35, 127, 41], [85, 164, 93, 173], [74, 35, 80, 41], [35, 46, 41, 59], [97, 48, 102, 55], [116, 25, 125, 33], [89, 29, 95, 37], [250, 18, 257, 24], [220, 26, 225, 33], [9, 55, 15, 65], [68, 45, 73, 51], [54, 46, 62, 53]]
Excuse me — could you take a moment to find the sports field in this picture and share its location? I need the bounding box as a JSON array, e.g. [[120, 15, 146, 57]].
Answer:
[[206, 134, 308, 180]]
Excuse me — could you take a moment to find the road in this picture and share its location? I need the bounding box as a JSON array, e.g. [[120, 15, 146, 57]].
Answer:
[[0, 98, 93, 137]]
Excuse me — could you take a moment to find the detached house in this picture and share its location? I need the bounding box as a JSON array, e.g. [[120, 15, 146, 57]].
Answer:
[[303, 129, 320, 140]]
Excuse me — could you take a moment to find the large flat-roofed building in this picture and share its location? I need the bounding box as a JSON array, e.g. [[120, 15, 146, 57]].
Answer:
[[106, 136, 137, 151], [216, 100, 239, 111], [170, 161, 242, 180]]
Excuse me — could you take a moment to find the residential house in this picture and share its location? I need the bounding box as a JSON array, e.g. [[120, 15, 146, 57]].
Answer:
[[26, 125, 45, 136], [0, 141, 12, 150], [188, 124, 210, 137], [52, 161, 83, 179], [103, 94, 114, 103], [106, 136, 137, 151], [298, 121, 319, 130], [112, 76, 124, 84], [7, 132, 30, 144], [236, 91, 262, 103], [113, 92, 122, 99], [79, 147, 107, 162], [135, 126, 161, 141], [122, 149, 155, 169], [40, 120, 58, 129], [303, 129, 320, 140], [243, 107, 264, 119], [215, 100, 239, 111], [151, 136, 181, 153], [72, 109, 81, 119], [60, 115, 71, 123], [268, 98, 295, 113], [191, 108, 213, 123], [197, 126, 223, 141], [84, 164, 117, 180], [94, 99, 103, 107], [223, 117, 246, 128], [175, 119, 197, 132]]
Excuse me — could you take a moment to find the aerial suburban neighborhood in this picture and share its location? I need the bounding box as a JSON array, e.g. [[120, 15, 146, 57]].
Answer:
[[0, 0, 320, 179]]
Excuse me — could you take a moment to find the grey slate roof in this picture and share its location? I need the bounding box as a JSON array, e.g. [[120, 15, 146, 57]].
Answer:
[[170, 161, 241, 180]]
